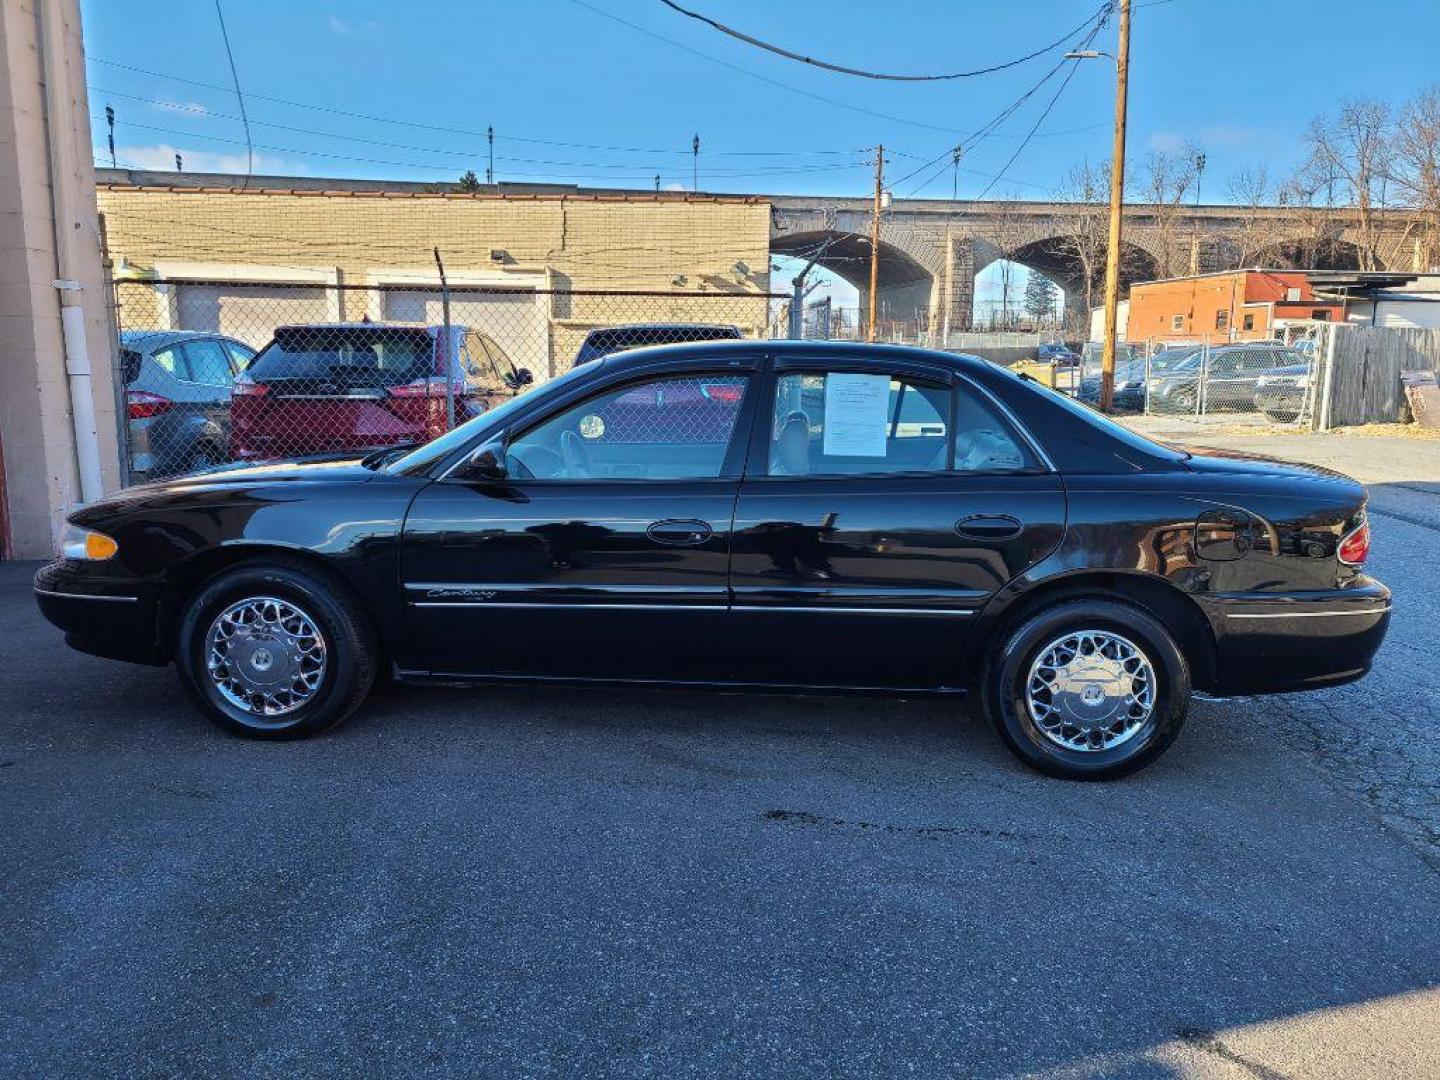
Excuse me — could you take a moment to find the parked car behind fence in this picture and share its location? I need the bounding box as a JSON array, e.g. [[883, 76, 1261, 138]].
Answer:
[[231, 323, 531, 461], [121, 330, 254, 478]]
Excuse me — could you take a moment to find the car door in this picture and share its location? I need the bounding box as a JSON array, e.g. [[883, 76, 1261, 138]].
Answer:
[[400, 360, 760, 680], [180, 338, 242, 460], [727, 356, 1065, 690]]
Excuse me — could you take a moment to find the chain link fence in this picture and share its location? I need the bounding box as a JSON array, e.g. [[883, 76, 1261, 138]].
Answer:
[[113, 278, 778, 480], [1137, 337, 1319, 426]]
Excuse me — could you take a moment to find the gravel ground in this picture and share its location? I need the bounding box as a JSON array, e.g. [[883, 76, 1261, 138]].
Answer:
[[2, 433, 1439, 1078]]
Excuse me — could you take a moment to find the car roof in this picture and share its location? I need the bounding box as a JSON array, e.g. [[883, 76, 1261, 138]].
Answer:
[[119, 329, 242, 350], [584, 323, 739, 335], [273, 322, 457, 333], [592, 337, 993, 377]]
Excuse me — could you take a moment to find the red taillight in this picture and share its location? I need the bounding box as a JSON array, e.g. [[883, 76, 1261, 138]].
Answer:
[[1337, 521, 1370, 566], [700, 383, 744, 404], [126, 390, 172, 420], [232, 381, 269, 397]]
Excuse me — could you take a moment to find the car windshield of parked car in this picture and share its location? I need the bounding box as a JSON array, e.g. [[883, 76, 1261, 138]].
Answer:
[[246, 327, 435, 388], [1150, 346, 1203, 372]]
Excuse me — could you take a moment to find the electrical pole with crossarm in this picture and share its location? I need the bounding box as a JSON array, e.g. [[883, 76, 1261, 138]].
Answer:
[[1098, 0, 1131, 413], [868, 145, 885, 342]]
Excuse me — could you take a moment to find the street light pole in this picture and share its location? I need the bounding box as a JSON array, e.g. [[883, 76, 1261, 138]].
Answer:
[[1097, 0, 1132, 414], [868, 145, 885, 342]]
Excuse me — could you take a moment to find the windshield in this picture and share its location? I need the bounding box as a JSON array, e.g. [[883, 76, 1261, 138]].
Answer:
[[246, 327, 436, 386], [385, 359, 605, 475], [1000, 367, 1189, 462]]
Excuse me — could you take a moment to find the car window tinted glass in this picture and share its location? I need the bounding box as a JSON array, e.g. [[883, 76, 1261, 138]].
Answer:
[[953, 384, 1035, 471], [223, 340, 255, 370], [183, 340, 235, 385], [247, 328, 435, 387], [150, 346, 184, 379], [506, 374, 748, 481], [769, 372, 947, 476], [462, 331, 510, 393]]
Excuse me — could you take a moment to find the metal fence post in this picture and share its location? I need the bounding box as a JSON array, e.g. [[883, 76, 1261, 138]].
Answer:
[[1315, 324, 1338, 432], [433, 247, 454, 431], [1197, 340, 1207, 417]]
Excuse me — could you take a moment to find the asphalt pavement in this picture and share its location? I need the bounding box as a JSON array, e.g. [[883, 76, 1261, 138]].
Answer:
[[3, 434, 1439, 1078]]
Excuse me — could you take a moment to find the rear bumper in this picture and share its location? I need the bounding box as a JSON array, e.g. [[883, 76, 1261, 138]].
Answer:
[[1198, 579, 1391, 696], [32, 562, 167, 666]]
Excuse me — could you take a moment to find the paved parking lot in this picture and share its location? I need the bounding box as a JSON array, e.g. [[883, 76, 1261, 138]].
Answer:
[[4, 435, 1440, 1078]]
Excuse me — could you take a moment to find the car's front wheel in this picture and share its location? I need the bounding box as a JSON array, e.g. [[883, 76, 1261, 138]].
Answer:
[[984, 599, 1191, 780], [175, 561, 378, 739]]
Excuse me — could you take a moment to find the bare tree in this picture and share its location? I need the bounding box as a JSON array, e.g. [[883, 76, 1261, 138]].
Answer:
[[1302, 98, 1393, 269], [1140, 147, 1201, 277], [984, 196, 1032, 330], [1053, 160, 1112, 335], [1224, 166, 1287, 268], [1390, 86, 1440, 271]]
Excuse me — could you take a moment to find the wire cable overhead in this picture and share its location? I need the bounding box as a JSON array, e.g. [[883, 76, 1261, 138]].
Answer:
[[657, 0, 1113, 81]]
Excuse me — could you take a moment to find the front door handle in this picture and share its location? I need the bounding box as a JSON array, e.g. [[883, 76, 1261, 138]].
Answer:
[[955, 514, 1024, 541], [647, 519, 713, 546]]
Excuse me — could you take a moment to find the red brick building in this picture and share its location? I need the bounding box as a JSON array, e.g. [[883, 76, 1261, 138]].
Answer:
[[1125, 270, 1345, 344]]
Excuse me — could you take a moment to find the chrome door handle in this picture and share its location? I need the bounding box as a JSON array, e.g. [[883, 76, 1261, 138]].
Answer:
[[955, 514, 1023, 540], [647, 519, 713, 546]]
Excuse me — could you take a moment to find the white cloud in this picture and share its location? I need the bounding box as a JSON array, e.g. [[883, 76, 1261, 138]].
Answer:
[[1199, 124, 1260, 149], [149, 100, 208, 119], [328, 15, 378, 34], [110, 143, 304, 176], [1147, 132, 1188, 154], [663, 182, 686, 192]]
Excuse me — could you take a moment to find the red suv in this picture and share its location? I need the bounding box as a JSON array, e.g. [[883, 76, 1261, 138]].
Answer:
[[231, 323, 531, 460]]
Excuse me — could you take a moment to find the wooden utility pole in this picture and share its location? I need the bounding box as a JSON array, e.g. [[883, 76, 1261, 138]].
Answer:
[[1099, 0, 1132, 413], [868, 145, 885, 342]]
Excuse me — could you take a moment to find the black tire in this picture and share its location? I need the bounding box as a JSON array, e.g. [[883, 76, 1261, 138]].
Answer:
[[983, 598, 1191, 780], [1263, 409, 1298, 423], [175, 559, 378, 739]]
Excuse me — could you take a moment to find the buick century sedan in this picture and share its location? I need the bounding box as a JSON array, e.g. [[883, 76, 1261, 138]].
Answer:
[[35, 341, 1390, 779]]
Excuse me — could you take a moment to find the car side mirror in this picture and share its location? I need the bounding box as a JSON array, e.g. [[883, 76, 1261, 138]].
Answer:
[[463, 439, 508, 482]]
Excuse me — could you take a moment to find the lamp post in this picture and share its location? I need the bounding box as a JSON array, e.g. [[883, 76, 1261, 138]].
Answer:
[[1066, 0, 1132, 413]]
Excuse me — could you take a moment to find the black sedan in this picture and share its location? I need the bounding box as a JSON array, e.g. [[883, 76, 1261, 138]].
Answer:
[[34, 341, 1390, 780]]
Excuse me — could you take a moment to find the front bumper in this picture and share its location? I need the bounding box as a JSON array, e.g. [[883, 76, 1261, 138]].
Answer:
[[33, 562, 167, 666], [1198, 578, 1391, 696]]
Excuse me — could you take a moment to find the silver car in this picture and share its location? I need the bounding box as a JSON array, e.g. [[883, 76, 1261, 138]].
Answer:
[[122, 331, 255, 477]]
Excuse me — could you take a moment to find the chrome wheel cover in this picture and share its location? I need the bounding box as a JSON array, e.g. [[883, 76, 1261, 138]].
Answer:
[[205, 596, 327, 718], [1025, 630, 1156, 753]]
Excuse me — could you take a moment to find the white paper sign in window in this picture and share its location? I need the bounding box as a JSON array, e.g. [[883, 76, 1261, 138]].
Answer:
[[822, 373, 890, 457], [823, 374, 887, 457]]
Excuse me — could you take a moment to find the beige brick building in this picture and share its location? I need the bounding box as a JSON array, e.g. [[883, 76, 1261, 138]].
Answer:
[[97, 179, 776, 378]]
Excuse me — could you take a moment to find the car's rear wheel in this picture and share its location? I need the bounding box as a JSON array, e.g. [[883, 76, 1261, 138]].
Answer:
[[175, 561, 377, 739], [983, 598, 1191, 780]]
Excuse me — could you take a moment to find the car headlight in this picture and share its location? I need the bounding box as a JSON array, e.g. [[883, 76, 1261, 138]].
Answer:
[[61, 524, 119, 561]]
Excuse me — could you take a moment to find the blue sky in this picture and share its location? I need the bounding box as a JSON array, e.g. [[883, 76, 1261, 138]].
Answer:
[[80, 0, 1440, 311]]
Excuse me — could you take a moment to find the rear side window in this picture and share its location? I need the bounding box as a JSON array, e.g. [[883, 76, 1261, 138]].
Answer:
[[767, 371, 1034, 477], [182, 340, 235, 385], [247, 328, 436, 387], [150, 346, 183, 378]]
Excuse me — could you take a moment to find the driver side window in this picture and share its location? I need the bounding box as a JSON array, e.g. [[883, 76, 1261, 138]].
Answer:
[[505, 374, 749, 481]]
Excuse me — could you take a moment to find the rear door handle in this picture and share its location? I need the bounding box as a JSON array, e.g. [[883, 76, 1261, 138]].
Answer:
[[955, 514, 1024, 541], [647, 519, 713, 546]]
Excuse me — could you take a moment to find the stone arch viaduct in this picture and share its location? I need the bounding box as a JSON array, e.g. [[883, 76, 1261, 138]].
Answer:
[[768, 195, 1434, 335]]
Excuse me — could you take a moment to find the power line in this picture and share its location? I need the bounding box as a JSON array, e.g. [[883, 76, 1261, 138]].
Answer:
[[657, 0, 1113, 81], [965, 19, 1109, 203], [96, 117, 875, 183], [210, 0, 252, 187], [566, 0, 976, 136]]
